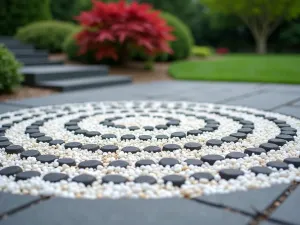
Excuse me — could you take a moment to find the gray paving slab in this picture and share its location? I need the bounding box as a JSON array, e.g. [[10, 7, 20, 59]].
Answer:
[[0, 104, 29, 114], [293, 100, 300, 107], [0, 198, 252, 225], [0, 192, 40, 216], [224, 91, 300, 110], [269, 186, 300, 225], [273, 106, 300, 118], [194, 184, 289, 216]]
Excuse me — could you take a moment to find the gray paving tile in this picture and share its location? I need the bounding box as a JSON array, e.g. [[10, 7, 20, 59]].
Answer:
[[0, 192, 40, 216], [224, 91, 300, 110], [273, 106, 300, 118], [194, 184, 289, 216], [0, 198, 252, 225], [269, 186, 300, 225], [262, 84, 300, 94], [292, 100, 300, 107], [0, 104, 28, 114]]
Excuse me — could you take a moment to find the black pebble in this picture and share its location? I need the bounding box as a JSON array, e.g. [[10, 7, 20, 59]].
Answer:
[[100, 145, 118, 153], [85, 131, 101, 137], [5, 145, 24, 154], [0, 141, 12, 148], [81, 144, 99, 152], [156, 135, 169, 140], [143, 126, 154, 131], [244, 147, 266, 155], [230, 132, 247, 139], [43, 173, 69, 182], [267, 161, 289, 170], [184, 159, 203, 166], [280, 127, 297, 132], [273, 119, 286, 124], [155, 125, 168, 130], [201, 154, 224, 165], [101, 134, 117, 139], [108, 160, 129, 168], [184, 142, 202, 150], [219, 169, 244, 180], [163, 175, 185, 187], [122, 146, 140, 153], [238, 128, 253, 134], [37, 154, 57, 163], [221, 136, 238, 143], [206, 139, 223, 147], [259, 143, 280, 151], [190, 172, 214, 181], [66, 126, 80, 131], [226, 152, 246, 159], [121, 134, 136, 141], [128, 126, 140, 131], [250, 166, 273, 175], [205, 124, 219, 130], [280, 131, 296, 136], [30, 132, 45, 138], [37, 136, 53, 143], [20, 150, 41, 159], [187, 130, 202, 136], [275, 134, 294, 141], [139, 135, 152, 141], [57, 158, 76, 166], [16, 171, 41, 181], [159, 158, 179, 167], [166, 120, 180, 127], [200, 127, 214, 132], [72, 174, 96, 186], [268, 138, 286, 146], [102, 175, 128, 184], [135, 159, 156, 167], [163, 144, 181, 151], [78, 160, 102, 169], [0, 166, 22, 176], [65, 142, 83, 149], [283, 158, 300, 168], [49, 139, 65, 146], [0, 137, 9, 142], [25, 129, 40, 134], [74, 129, 87, 135], [171, 132, 186, 139], [134, 175, 157, 184]]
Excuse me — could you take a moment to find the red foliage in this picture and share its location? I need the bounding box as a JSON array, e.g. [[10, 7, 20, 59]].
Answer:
[[216, 47, 229, 55], [75, 0, 175, 61]]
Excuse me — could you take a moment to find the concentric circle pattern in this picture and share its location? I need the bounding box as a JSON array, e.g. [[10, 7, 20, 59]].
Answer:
[[0, 101, 299, 199]]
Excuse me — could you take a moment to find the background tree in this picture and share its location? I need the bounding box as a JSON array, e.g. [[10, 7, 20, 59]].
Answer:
[[201, 0, 300, 54]]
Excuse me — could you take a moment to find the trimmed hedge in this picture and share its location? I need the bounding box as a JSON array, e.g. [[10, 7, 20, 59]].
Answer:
[[0, 0, 51, 36], [0, 45, 23, 93], [16, 21, 78, 53]]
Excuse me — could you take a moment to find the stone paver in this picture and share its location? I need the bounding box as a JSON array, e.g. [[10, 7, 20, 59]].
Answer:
[[0, 103, 28, 114], [0, 198, 252, 225], [194, 184, 289, 216], [273, 106, 300, 118]]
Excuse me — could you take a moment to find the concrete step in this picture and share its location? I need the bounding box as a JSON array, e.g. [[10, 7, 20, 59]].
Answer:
[[36, 75, 132, 92], [19, 58, 63, 66], [22, 65, 109, 84]]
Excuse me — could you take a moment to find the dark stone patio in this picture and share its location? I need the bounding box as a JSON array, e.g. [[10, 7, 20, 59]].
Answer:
[[0, 80, 299, 225]]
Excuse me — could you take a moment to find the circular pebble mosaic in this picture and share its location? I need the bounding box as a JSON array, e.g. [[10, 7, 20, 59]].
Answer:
[[0, 101, 299, 199]]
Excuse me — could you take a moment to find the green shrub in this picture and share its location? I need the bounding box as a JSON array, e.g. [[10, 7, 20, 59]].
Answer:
[[16, 21, 78, 53], [159, 12, 194, 61], [50, 0, 78, 22], [192, 46, 213, 57], [0, 45, 23, 93], [0, 0, 51, 36]]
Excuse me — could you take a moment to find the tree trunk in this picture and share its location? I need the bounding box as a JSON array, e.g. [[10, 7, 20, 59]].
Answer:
[[255, 35, 267, 54], [118, 44, 130, 66]]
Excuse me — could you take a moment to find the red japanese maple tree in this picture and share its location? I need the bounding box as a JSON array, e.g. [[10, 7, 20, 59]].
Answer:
[[75, 0, 175, 64]]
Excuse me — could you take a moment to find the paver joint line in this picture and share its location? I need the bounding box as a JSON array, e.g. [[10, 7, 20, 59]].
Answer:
[[249, 182, 299, 225], [0, 196, 51, 220]]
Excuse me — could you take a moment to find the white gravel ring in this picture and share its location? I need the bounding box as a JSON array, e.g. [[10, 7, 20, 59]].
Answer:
[[0, 101, 299, 199]]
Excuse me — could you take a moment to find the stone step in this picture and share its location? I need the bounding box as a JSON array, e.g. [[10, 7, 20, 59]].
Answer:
[[36, 75, 132, 92], [22, 65, 109, 84], [19, 58, 63, 66], [15, 50, 48, 58]]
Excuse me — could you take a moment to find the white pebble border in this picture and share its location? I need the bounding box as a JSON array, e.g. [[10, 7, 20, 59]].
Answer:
[[0, 101, 299, 199]]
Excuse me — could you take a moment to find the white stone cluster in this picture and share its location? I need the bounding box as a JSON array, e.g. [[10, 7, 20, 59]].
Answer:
[[0, 101, 299, 199]]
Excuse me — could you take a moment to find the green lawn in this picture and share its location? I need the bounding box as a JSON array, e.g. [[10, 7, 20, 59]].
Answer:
[[169, 54, 300, 84]]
